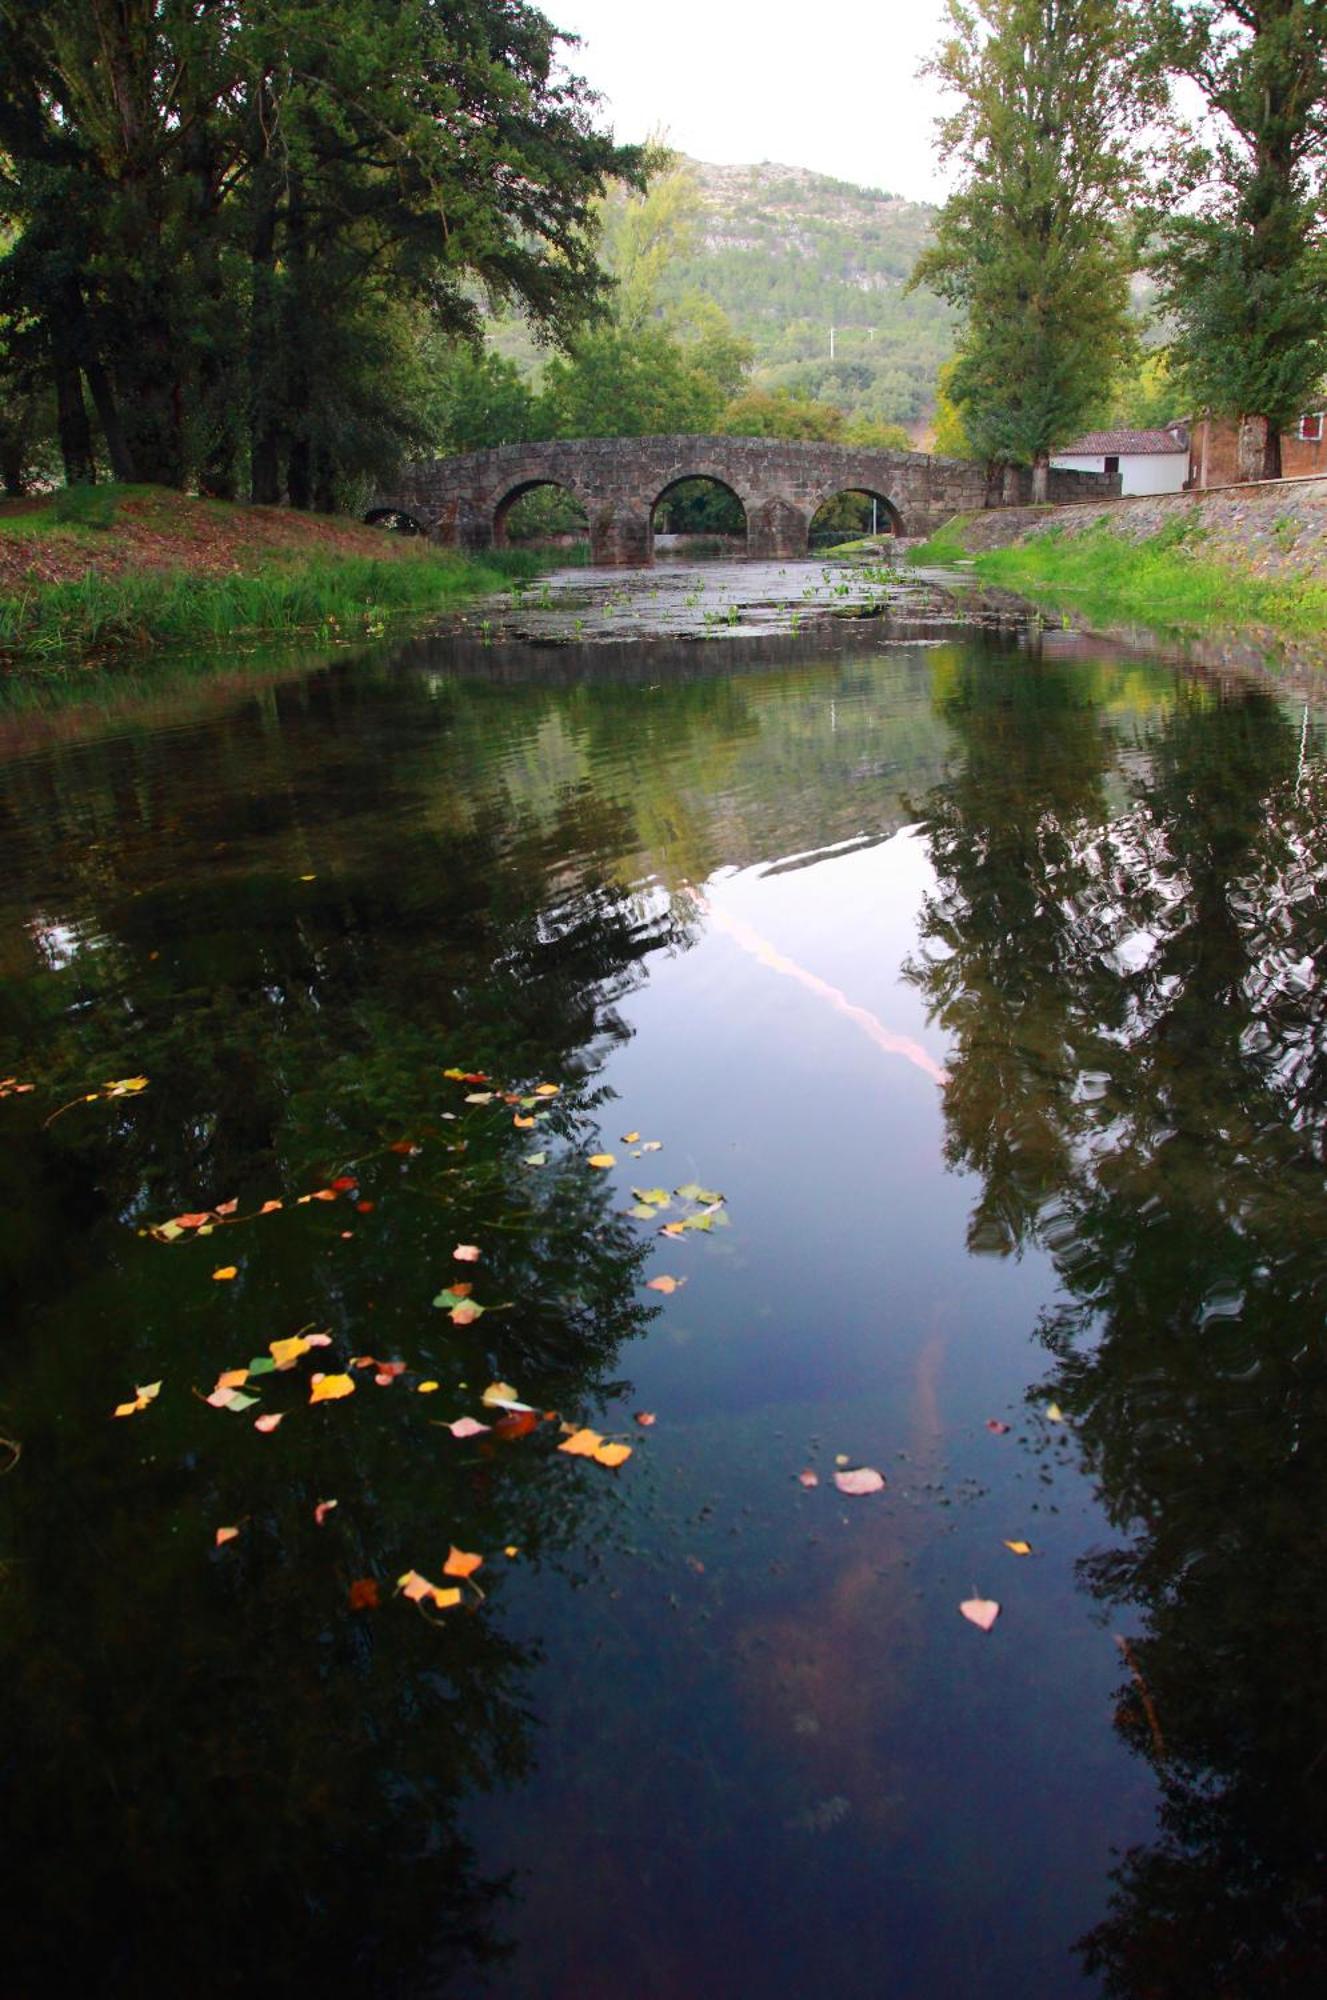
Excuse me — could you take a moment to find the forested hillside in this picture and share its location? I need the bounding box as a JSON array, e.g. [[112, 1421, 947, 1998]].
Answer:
[[666, 163, 954, 433], [491, 160, 956, 437]]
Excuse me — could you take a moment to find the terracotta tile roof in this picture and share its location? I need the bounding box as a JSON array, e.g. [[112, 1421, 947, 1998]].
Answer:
[[1057, 427, 1189, 456]]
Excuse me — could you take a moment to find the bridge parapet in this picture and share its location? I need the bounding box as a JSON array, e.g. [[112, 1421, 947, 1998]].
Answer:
[[366, 435, 1118, 565]]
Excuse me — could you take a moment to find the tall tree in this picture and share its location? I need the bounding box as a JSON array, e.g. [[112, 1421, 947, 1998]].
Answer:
[[0, 0, 639, 500], [1152, 2, 1327, 482], [914, 0, 1157, 496]]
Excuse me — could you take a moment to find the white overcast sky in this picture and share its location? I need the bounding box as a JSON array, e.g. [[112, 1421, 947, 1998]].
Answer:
[[549, 0, 958, 203]]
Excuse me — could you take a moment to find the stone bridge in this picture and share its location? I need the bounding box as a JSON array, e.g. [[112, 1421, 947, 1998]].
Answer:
[[366, 436, 1117, 565]]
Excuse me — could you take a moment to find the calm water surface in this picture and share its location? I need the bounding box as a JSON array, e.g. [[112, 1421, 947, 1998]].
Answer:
[[3, 568, 1327, 1997]]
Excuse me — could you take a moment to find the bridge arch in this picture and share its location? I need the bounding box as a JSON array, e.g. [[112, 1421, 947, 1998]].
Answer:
[[650, 472, 748, 547], [364, 505, 428, 536], [493, 477, 590, 550], [808, 485, 905, 544]]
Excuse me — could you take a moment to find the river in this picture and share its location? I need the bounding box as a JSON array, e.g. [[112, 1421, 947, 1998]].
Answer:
[[3, 557, 1326, 1997]]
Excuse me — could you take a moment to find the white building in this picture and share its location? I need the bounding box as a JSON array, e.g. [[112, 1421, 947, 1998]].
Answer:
[[1051, 425, 1190, 496]]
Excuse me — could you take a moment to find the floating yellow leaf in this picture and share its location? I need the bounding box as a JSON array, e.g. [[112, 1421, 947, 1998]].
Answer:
[[211, 1266, 238, 1282], [104, 1076, 149, 1096], [216, 1368, 249, 1390], [504, 1546, 520, 1558], [513, 1114, 536, 1129], [481, 1381, 519, 1408], [309, 1373, 355, 1404], [558, 1428, 604, 1457], [1046, 1403, 1065, 1423], [534, 1083, 560, 1098], [1003, 1540, 1033, 1557], [621, 1131, 640, 1144], [417, 1380, 439, 1394], [443, 1546, 484, 1579], [269, 1335, 311, 1369], [587, 1153, 616, 1170]]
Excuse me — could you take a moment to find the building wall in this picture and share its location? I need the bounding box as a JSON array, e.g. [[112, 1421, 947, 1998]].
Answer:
[[1052, 450, 1188, 496], [1189, 416, 1327, 488]]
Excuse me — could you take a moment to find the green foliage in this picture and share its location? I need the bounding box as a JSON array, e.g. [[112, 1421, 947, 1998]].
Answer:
[[1151, 2, 1327, 475], [716, 388, 909, 447], [953, 515, 1327, 635], [914, 0, 1157, 475], [1106, 346, 1184, 429], [930, 359, 973, 457], [538, 324, 728, 438], [50, 483, 120, 529], [0, 0, 640, 500]]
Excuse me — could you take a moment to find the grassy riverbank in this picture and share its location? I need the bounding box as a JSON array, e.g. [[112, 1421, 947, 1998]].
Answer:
[[0, 486, 538, 665], [915, 501, 1327, 638]]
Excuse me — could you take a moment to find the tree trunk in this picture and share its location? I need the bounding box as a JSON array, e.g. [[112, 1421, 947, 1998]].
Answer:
[[248, 105, 284, 506], [286, 434, 312, 511], [51, 329, 96, 486], [1, 437, 26, 497], [1031, 451, 1050, 504], [84, 353, 137, 482], [1237, 413, 1281, 483]]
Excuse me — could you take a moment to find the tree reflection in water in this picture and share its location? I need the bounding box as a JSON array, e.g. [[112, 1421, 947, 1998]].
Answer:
[[908, 653, 1327, 1994], [0, 666, 697, 1994]]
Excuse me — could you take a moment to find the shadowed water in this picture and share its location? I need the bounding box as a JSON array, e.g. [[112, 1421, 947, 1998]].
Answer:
[[3, 569, 1327, 1998]]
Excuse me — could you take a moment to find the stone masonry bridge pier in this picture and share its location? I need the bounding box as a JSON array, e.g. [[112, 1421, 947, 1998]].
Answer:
[[366, 436, 1117, 566]]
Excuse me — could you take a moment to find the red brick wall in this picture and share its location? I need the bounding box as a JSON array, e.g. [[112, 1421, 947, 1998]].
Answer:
[[1190, 414, 1327, 487]]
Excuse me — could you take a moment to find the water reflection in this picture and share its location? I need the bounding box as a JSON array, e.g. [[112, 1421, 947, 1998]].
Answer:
[[2, 615, 1326, 1994], [909, 660, 1327, 1992]]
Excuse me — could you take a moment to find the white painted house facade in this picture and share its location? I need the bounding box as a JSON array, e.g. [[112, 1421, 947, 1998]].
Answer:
[[1051, 425, 1190, 496]]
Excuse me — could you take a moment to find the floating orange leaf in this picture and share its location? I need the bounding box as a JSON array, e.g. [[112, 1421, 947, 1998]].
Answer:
[[634, 1411, 657, 1427], [212, 1265, 238, 1282], [646, 1275, 685, 1294], [453, 1244, 480, 1263], [443, 1546, 484, 1579], [798, 1468, 819, 1487], [215, 1526, 239, 1547], [513, 1114, 535, 1129], [260, 1199, 283, 1214], [1003, 1540, 1033, 1557], [558, 1428, 604, 1457], [594, 1441, 632, 1468], [309, 1373, 355, 1404], [113, 1381, 161, 1418], [504, 1546, 520, 1559], [314, 1499, 338, 1525], [397, 1570, 463, 1610], [216, 1368, 249, 1390], [214, 1198, 239, 1217]]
